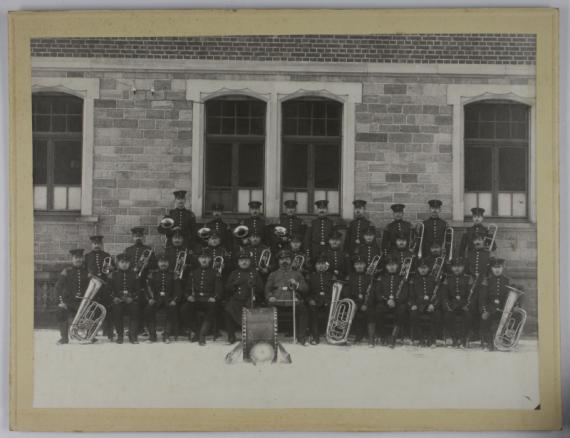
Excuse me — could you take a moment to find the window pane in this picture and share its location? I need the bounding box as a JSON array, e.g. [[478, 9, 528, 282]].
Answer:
[[283, 143, 308, 188], [206, 117, 221, 135], [479, 122, 494, 138], [67, 115, 83, 132], [236, 117, 250, 135], [53, 140, 82, 185], [314, 144, 340, 189], [221, 117, 235, 135], [499, 147, 526, 191], [33, 139, 48, 185], [206, 143, 232, 187], [465, 146, 492, 191], [327, 118, 340, 136], [251, 118, 264, 135], [53, 186, 68, 210], [512, 193, 527, 217], [34, 186, 48, 210], [313, 118, 326, 136], [205, 189, 233, 212], [68, 187, 82, 210], [511, 122, 528, 140], [238, 143, 263, 187], [53, 115, 67, 132], [498, 193, 512, 217], [282, 99, 342, 137], [299, 118, 311, 135]]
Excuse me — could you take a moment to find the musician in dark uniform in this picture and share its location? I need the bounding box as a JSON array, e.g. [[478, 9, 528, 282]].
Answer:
[[242, 231, 272, 278], [322, 231, 350, 280], [265, 249, 309, 345], [465, 232, 491, 282], [367, 257, 408, 348], [144, 254, 181, 343], [422, 199, 448, 257], [306, 255, 335, 344], [408, 259, 439, 346], [459, 207, 497, 257], [224, 250, 264, 344], [164, 190, 197, 248], [181, 248, 223, 345], [356, 226, 382, 276], [84, 234, 114, 340], [124, 226, 156, 279], [479, 258, 521, 351], [389, 232, 414, 267], [206, 203, 232, 248], [109, 253, 142, 344], [206, 231, 231, 279], [305, 199, 336, 265], [345, 199, 372, 254], [442, 257, 475, 348], [240, 200, 267, 243], [344, 255, 373, 343], [423, 241, 444, 272], [164, 227, 197, 280], [289, 234, 308, 276], [382, 203, 412, 255], [54, 249, 90, 344], [280, 199, 306, 237]]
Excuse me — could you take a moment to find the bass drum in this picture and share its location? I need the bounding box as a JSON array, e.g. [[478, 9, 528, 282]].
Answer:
[[242, 307, 278, 363]]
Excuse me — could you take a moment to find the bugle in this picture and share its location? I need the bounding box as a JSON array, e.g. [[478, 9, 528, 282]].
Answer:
[[483, 224, 498, 252], [409, 222, 425, 259], [494, 285, 527, 351], [258, 248, 272, 271], [101, 256, 113, 275], [68, 275, 107, 342], [326, 281, 356, 345], [174, 250, 187, 280]]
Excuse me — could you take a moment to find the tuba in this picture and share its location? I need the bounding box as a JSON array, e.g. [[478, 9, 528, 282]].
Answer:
[[494, 286, 527, 351], [483, 224, 498, 252], [174, 250, 187, 280], [291, 254, 305, 272], [442, 226, 454, 261], [134, 249, 153, 279], [258, 248, 272, 271], [366, 254, 382, 276], [69, 275, 107, 342], [409, 222, 425, 259], [158, 216, 175, 234], [326, 281, 356, 345], [233, 225, 250, 240]]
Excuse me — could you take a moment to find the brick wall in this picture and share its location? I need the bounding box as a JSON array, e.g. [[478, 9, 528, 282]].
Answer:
[[30, 34, 536, 65]]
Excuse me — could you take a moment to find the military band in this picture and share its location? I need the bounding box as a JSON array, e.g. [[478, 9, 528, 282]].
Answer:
[[57, 193, 525, 352]]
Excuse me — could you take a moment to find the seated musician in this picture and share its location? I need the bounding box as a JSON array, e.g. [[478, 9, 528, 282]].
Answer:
[[442, 257, 474, 348], [367, 257, 408, 348], [181, 248, 223, 345], [356, 226, 381, 276], [344, 255, 372, 343], [144, 254, 181, 343], [459, 207, 497, 257], [110, 253, 141, 344], [224, 250, 264, 344], [423, 241, 443, 272], [479, 258, 522, 351], [389, 232, 414, 267], [264, 249, 309, 346], [245, 231, 272, 277], [307, 255, 335, 345], [408, 259, 439, 347], [54, 249, 90, 344], [165, 226, 197, 280]]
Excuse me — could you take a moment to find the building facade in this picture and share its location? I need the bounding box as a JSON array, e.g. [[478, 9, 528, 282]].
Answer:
[[30, 34, 538, 331]]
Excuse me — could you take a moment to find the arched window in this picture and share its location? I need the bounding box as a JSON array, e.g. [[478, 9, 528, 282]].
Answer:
[[204, 95, 266, 214], [32, 92, 83, 211], [281, 97, 342, 214], [464, 101, 530, 218]]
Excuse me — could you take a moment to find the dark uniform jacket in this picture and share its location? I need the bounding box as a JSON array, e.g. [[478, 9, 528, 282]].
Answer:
[[265, 268, 308, 304], [322, 247, 350, 279], [466, 247, 491, 278], [125, 242, 156, 277], [382, 219, 412, 255], [279, 214, 306, 238], [442, 273, 474, 311], [479, 274, 511, 314], [307, 270, 335, 306], [164, 244, 197, 278], [459, 223, 496, 256], [369, 273, 407, 307], [345, 272, 373, 306], [241, 216, 267, 242], [185, 267, 223, 302], [109, 270, 141, 301], [84, 249, 113, 278], [345, 217, 372, 254], [357, 242, 383, 270], [208, 244, 231, 275], [168, 207, 197, 245], [408, 274, 438, 311], [55, 265, 90, 306], [305, 216, 336, 258], [241, 244, 271, 271], [206, 217, 231, 246], [224, 268, 264, 301], [147, 269, 180, 302], [389, 248, 414, 267], [422, 217, 448, 256]]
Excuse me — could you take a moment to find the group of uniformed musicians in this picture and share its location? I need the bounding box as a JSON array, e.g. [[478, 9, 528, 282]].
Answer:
[[55, 190, 524, 350]]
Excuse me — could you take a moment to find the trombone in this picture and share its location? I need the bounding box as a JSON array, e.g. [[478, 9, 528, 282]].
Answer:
[[174, 250, 187, 280], [442, 226, 454, 261], [395, 256, 414, 300], [409, 222, 425, 259], [483, 224, 498, 252]]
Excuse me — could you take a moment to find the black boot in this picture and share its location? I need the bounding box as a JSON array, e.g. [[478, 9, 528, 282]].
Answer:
[[367, 323, 376, 348]]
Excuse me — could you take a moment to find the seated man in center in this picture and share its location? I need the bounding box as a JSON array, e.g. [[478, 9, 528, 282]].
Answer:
[[264, 249, 309, 345]]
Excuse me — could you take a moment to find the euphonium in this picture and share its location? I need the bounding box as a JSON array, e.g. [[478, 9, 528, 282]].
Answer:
[[233, 225, 250, 239], [174, 250, 187, 280], [158, 216, 175, 234], [483, 224, 498, 252], [366, 254, 382, 276], [442, 226, 454, 261], [409, 222, 425, 259], [494, 285, 527, 351], [197, 226, 212, 241], [326, 281, 356, 345], [68, 275, 107, 342], [101, 256, 112, 275], [291, 254, 305, 271], [258, 248, 272, 271], [213, 255, 224, 276], [135, 249, 152, 279]]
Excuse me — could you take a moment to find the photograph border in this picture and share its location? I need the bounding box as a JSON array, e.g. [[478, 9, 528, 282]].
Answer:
[[9, 8, 561, 431]]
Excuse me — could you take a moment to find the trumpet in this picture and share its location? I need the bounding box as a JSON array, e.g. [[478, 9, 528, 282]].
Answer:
[[291, 254, 305, 271], [395, 256, 414, 300], [213, 255, 224, 276], [366, 254, 382, 276], [197, 226, 212, 241], [258, 248, 272, 271], [494, 285, 527, 351], [233, 225, 250, 239], [157, 216, 175, 234], [69, 275, 107, 342], [409, 222, 425, 259], [134, 249, 153, 279], [326, 281, 356, 345], [174, 250, 187, 280], [101, 256, 113, 275], [442, 226, 454, 261], [483, 224, 498, 252]]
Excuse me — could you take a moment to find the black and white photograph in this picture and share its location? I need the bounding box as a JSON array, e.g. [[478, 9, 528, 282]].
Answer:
[[29, 30, 541, 410]]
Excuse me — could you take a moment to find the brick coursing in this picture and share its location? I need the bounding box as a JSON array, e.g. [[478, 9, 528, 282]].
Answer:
[[30, 34, 536, 65]]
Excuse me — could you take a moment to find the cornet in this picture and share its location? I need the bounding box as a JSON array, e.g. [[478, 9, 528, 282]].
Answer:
[[483, 224, 498, 252], [366, 254, 382, 276], [409, 222, 425, 259], [258, 248, 272, 271], [213, 255, 224, 276], [291, 254, 305, 271], [174, 250, 187, 280], [134, 249, 152, 279]]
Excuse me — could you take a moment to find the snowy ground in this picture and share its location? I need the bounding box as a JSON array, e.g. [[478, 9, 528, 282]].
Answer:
[[33, 329, 539, 409]]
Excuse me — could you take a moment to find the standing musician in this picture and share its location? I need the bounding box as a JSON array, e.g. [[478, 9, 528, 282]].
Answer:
[[422, 199, 448, 257], [465, 233, 491, 281], [305, 199, 336, 265], [306, 255, 335, 345], [84, 235, 114, 340], [322, 231, 350, 280], [408, 259, 439, 346], [242, 231, 272, 278], [54, 249, 90, 344], [389, 232, 414, 266], [144, 254, 181, 343], [345, 199, 372, 254], [344, 255, 373, 343], [479, 258, 522, 351], [265, 249, 309, 345], [206, 231, 231, 279], [442, 257, 474, 348], [382, 203, 412, 255], [164, 190, 197, 248], [356, 226, 382, 275], [206, 203, 232, 248], [240, 200, 267, 243], [289, 234, 308, 276], [459, 207, 497, 257], [109, 253, 141, 344], [224, 250, 264, 344], [367, 257, 409, 348], [164, 227, 197, 278], [181, 248, 223, 345], [275, 199, 306, 252]]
